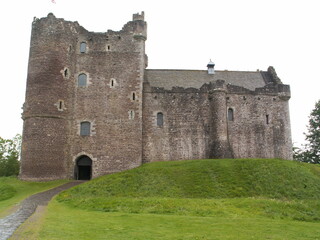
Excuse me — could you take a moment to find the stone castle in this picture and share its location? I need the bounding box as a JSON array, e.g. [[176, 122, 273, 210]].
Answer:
[[20, 12, 292, 181]]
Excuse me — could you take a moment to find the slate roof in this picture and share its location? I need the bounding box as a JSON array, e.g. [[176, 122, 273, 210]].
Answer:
[[145, 69, 273, 91]]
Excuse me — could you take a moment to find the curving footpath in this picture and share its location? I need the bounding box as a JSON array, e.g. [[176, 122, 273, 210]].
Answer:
[[0, 181, 84, 240]]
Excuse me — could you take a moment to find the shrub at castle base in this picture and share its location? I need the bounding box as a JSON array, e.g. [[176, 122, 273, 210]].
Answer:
[[20, 12, 292, 181]]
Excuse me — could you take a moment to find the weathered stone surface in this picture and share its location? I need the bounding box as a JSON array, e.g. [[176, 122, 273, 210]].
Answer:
[[20, 12, 292, 180]]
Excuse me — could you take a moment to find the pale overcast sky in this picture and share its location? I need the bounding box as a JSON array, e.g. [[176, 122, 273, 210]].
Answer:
[[0, 0, 319, 148]]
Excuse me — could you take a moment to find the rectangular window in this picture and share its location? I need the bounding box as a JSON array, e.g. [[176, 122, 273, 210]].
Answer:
[[78, 73, 87, 87], [80, 42, 87, 53], [80, 122, 91, 136], [157, 112, 163, 127], [228, 108, 234, 121]]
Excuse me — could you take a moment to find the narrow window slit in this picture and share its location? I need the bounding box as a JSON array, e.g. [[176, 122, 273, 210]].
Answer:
[[64, 69, 68, 78], [228, 108, 234, 121], [157, 112, 163, 127]]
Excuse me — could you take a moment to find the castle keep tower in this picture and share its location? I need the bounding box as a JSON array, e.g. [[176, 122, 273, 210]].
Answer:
[[20, 12, 147, 180], [20, 13, 292, 181]]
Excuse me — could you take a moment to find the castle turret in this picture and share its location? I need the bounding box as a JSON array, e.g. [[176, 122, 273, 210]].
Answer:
[[209, 80, 233, 158], [20, 13, 77, 180]]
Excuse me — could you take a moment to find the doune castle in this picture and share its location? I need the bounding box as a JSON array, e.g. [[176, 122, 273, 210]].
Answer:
[[20, 12, 292, 181]]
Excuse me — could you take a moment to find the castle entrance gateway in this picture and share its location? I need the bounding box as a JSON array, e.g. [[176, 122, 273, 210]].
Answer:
[[75, 156, 92, 180]]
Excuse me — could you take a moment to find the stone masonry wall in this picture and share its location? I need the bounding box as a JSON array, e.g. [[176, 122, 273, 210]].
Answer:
[[68, 15, 147, 178], [20, 14, 78, 180], [21, 13, 147, 180], [226, 93, 292, 159], [142, 81, 292, 163], [142, 85, 212, 162]]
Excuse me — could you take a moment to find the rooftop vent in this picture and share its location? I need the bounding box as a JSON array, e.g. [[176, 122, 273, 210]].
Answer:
[[207, 60, 215, 74]]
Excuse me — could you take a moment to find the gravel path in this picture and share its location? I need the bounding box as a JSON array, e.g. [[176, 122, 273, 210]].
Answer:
[[0, 181, 84, 240]]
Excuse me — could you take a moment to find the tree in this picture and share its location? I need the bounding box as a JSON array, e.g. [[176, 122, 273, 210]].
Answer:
[[294, 100, 320, 164], [0, 134, 21, 176]]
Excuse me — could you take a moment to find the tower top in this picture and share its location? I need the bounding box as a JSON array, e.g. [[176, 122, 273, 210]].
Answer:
[[207, 59, 215, 74], [133, 11, 145, 21]]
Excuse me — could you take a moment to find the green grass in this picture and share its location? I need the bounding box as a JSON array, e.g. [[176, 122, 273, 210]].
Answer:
[[32, 200, 320, 240], [56, 159, 320, 221], [11, 159, 320, 239], [0, 176, 68, 217], [59, 159, 320, 200]]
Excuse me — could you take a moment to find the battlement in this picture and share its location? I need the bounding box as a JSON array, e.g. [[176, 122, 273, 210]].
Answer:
[[133, 11, 145, 21]]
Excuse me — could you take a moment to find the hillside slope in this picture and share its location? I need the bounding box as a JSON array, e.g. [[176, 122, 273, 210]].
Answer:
[[57, 159, 320, 221], [61, 159, 320, 199]]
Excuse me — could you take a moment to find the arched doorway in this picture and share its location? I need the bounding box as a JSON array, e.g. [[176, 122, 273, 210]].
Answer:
[[75, 156, 92, 180]]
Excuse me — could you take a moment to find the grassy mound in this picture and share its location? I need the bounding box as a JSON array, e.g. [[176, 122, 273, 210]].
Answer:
[[57, 159, 320, 221]]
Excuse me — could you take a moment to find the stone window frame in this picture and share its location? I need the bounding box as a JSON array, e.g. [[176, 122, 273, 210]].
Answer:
[[78, 120, 96, 136], [61, 67, 70, 79], [77, 72, 91, 87], [78, 73, 87, 87], [54, 99, 66, 111], [109, 78, 118, 88]]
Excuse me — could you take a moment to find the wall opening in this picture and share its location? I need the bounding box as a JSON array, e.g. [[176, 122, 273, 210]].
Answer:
[[129, 110, 135, 120], [64, 68, 69, 78], [78, 73, 87, 87], [110, 78, 116, 88], [80, 121, 91, 136], [228, 108, 234, 121], [80, 42, 87, 53], [75, 155, 92, 180], [132, 92, 136, 101], [266, 114, 269, 124], [58, 100, 64, 110], [157, 112, 163, 127]]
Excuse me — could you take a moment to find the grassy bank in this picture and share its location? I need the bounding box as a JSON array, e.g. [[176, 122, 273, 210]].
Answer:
[[57, 159, 320, 221], [11, 159, 320, 239]]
